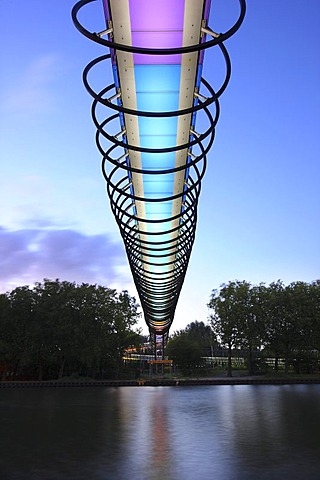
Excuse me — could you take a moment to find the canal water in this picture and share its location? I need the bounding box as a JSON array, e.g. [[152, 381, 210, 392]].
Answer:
[[1, 384, 320, 479]]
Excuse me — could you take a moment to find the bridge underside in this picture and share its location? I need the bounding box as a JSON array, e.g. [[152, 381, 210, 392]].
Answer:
[[102, 0, 211, 338], [72, 0, 246, 344]]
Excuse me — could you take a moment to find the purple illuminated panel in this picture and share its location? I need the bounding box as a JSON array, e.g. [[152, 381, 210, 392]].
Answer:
[[129, 0, 184, 33], [129, 0, 184, 65], [102, 0, 212, 63]]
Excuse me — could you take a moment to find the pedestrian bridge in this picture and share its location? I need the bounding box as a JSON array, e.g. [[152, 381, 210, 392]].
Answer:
[[72, 0, 246, 346]]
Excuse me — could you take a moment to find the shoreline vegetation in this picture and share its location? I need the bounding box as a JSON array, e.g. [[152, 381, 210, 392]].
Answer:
[[1, 279, 319, 382], [1, 373, 320, 388]]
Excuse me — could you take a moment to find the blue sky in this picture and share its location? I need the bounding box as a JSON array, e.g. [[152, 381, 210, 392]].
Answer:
[[0, 0, 319, 334]]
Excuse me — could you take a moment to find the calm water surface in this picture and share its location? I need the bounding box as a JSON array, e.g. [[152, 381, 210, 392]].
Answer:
[[1, 384, 320, 479]]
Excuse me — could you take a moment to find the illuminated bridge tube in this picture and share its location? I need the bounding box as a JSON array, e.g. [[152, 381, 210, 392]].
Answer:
[[72, 0, 246, 348]]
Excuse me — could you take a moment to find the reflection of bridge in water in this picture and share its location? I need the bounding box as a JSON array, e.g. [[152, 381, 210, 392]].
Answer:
[[72, 0, 246, 352]]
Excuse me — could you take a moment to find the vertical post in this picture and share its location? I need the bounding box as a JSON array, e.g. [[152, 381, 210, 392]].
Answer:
[[162, 336, 165, 374], [154, 333, 157, 375], [162, 336, 165, 360]]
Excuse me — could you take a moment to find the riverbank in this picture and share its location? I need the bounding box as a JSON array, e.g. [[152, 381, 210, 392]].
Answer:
[[1, 375, 320, 388]]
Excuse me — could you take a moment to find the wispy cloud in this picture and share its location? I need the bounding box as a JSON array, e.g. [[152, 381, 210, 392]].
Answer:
[[2, 54, 59, 116], [0, 226, 129, 292]]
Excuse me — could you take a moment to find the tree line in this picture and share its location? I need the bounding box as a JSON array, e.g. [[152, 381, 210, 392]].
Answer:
[[208, 280, 320, 376], [0, 279, 141, 381], [1, 278, 319, 381], [166, 280, 319, 377]]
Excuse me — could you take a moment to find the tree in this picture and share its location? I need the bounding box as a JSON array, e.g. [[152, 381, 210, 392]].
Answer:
[[3, 286, 36, 379], [184, 321, 217, 357], [31, 279, 77, 380], [101, 289, 141, 379], [166, 321, 215, 375], [0, 279, 142, 380], [308, 280, 320, 353], [264, 281, 311, 373], [208, 282, 243, 377], [208, 281, 267, 376], [235, 283, 267, 375], [166, 335, 203, 375], [0, 292, 13, 379]]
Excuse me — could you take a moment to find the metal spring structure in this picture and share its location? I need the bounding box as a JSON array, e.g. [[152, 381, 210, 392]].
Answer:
[[72, 0, 246, 350]]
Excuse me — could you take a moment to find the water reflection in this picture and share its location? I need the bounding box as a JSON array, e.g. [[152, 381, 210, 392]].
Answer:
[[149, 390, 174, 478], [0, 385, 320, 479]]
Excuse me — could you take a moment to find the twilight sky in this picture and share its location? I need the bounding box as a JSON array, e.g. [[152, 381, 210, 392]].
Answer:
[[0, 0, 319, 334]]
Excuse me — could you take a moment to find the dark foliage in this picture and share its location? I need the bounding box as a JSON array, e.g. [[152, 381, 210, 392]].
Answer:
[[0, 279, 141, 380], [166, 321, 217, 375], [208, 280, 320, 376]]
